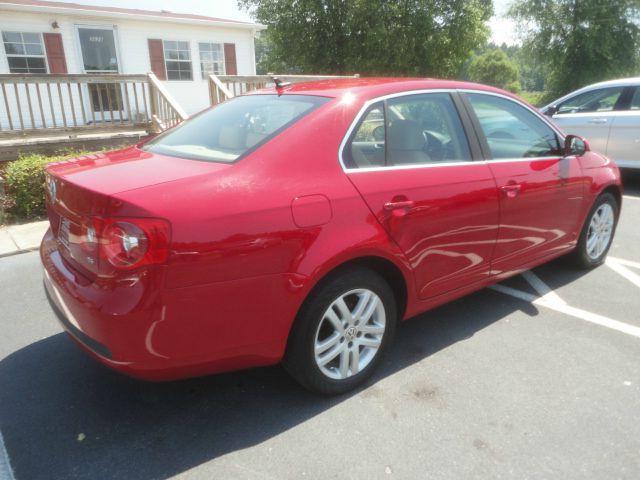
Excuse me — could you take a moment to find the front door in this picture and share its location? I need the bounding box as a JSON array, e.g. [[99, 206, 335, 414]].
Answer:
[[76, 25, 123, 123], [463, 92, 584, 275], [344, 92, 500, 299]]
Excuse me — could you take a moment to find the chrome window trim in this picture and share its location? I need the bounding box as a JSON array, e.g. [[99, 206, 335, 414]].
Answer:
[[345, 156, 564, 174], [338, 88, 567, 173]]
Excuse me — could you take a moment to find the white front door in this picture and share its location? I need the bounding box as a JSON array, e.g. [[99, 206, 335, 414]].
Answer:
[[76, 25, 124, 123]]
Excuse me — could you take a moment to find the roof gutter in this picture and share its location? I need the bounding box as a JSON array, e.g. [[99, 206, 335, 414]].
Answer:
[[0, 3, 266, 30]]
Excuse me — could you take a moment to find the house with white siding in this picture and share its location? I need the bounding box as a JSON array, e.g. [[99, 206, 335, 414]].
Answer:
[[0, 0, 263, 116]]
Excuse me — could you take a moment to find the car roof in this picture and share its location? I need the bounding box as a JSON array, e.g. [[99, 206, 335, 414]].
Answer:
[[543, 76, 640, 109], [578, 76, 640, 89], [247, 77, 519, 101]]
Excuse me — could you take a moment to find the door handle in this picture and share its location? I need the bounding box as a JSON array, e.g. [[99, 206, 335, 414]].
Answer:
[[500, 183, 521, 199], [384, 200, 415, 211], [587, 118, 608, 124]]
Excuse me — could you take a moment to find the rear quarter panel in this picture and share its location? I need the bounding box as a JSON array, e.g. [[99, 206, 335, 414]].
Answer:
[[109, 95, 415, 364]]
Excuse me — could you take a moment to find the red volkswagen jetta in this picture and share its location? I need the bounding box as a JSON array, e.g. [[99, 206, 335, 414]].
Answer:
[[41, 78, 622, 394]]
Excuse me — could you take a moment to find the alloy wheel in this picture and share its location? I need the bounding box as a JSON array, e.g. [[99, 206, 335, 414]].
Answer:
[[314, 288, 386, 380], [586, 203, 614, 260]]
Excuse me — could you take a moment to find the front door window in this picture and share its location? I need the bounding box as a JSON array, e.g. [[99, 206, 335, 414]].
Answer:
[[78, 27, 118, 72], [77, 27, 122, 117]]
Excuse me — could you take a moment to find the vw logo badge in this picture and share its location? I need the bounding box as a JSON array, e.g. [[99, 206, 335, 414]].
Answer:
[[47, 177, 57, 203]]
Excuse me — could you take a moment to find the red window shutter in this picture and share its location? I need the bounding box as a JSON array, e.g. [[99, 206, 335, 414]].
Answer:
[[148, 39, 166, 80], [224, 43, 237, 75], [43, 33, 67, 74]]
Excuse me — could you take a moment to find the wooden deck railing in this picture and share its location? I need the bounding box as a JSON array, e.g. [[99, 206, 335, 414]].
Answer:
[[208, 74, 360, 106], [147, 72, 188, 132], [0, 73, 187, 138]]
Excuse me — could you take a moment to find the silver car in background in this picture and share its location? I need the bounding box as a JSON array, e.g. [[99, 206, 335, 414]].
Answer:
[[542, 77, 640, 169]]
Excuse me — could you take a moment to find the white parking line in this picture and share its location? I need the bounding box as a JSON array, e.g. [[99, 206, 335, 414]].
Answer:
[[490, 263, 640, 339], [608, 256, 640, 270], [0, 431, 16, 480], [521, 270, 567, 305], [606, 258, 640, 289], [623, 195, 640, 202]]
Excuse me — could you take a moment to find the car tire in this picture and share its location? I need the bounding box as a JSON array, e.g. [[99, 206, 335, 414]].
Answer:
[[570, 192, 618, 269], [283, 268, 397, 395]]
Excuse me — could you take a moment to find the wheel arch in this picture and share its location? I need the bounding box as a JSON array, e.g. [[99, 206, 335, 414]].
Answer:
[[600, 184, 622, 211], [288, 254, 411, 344]]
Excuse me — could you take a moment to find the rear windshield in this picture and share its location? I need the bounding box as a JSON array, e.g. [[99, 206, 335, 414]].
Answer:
[[142, 94, 329, 163]]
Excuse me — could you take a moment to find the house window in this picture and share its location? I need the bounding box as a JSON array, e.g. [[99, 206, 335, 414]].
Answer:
[[199, 42, 225, 79], [2, 31, 47, 73], [163, 40, 192, 81]]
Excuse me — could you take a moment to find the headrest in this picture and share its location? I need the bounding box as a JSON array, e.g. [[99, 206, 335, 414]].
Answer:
[[388, 120, 425, 151]]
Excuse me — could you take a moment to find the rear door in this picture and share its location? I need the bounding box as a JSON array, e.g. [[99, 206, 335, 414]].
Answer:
[[463, 92, 584, 274], [549, 86, 626, 154], [343, 92, 500, 299], [606, 86, 640, 168]]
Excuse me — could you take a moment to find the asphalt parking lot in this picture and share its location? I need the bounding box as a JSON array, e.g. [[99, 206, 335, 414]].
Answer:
[[1, 172, 639, 480]]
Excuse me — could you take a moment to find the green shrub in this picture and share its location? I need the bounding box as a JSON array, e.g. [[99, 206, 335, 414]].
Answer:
[[519, 91, 547, 107], [1, 151, 84, 222], [504, 80, 522, 95]]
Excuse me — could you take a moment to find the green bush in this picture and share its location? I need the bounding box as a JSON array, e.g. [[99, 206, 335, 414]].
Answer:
[[0, 151, 83, 223], [518, 91, 547, 107], [504, 80, 522, 95]]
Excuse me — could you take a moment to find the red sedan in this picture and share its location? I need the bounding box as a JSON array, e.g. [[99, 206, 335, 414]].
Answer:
[[41, 78, 622, 394]]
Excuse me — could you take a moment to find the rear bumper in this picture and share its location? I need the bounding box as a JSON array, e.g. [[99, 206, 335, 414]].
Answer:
[[40, 228, 307, 380], [43, 276, 112, 359]]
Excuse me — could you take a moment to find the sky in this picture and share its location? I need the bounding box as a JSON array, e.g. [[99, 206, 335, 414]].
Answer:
[[49, 0, 518, 45]]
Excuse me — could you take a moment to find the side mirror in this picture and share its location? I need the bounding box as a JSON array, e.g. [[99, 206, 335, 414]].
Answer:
[[544, 105, 558, 117], [564, 134, 590, 156]]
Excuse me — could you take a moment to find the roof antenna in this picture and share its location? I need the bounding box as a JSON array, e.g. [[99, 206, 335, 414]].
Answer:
[[271, 76, 291, 89]]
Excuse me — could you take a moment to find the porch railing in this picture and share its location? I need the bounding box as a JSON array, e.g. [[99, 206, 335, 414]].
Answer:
[[147, 73, 188, 132], [208, 74, 360, 106], [0, 73, 187, 138]]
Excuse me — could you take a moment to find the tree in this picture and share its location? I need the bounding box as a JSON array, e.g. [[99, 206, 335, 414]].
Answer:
[[508, 0, 640, 99], [239, 0, 493, 78], [467, 49, 521, 92]]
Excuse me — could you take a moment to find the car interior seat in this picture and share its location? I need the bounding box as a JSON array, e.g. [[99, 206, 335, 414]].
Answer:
[[387, 119, 430, 165]]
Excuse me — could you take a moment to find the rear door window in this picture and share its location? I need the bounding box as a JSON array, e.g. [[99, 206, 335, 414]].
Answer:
[[143, 94, 329, 163], [344, 93, 471, 168]]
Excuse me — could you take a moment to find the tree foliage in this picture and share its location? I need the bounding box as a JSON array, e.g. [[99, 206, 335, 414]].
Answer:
[[468, 49, 520, 92], [508, 0, 640, 99], [239, 0, 493, 77]]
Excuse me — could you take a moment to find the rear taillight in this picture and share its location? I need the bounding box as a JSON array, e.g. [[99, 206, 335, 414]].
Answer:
[[69, 217, 171, 277]]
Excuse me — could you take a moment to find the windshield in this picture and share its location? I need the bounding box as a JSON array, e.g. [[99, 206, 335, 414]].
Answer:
[[143, 94, 329, 163]]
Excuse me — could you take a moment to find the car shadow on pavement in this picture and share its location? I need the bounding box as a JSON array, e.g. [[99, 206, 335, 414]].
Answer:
[[621, 169, 640, 198], [0, 272, 560, 480]]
